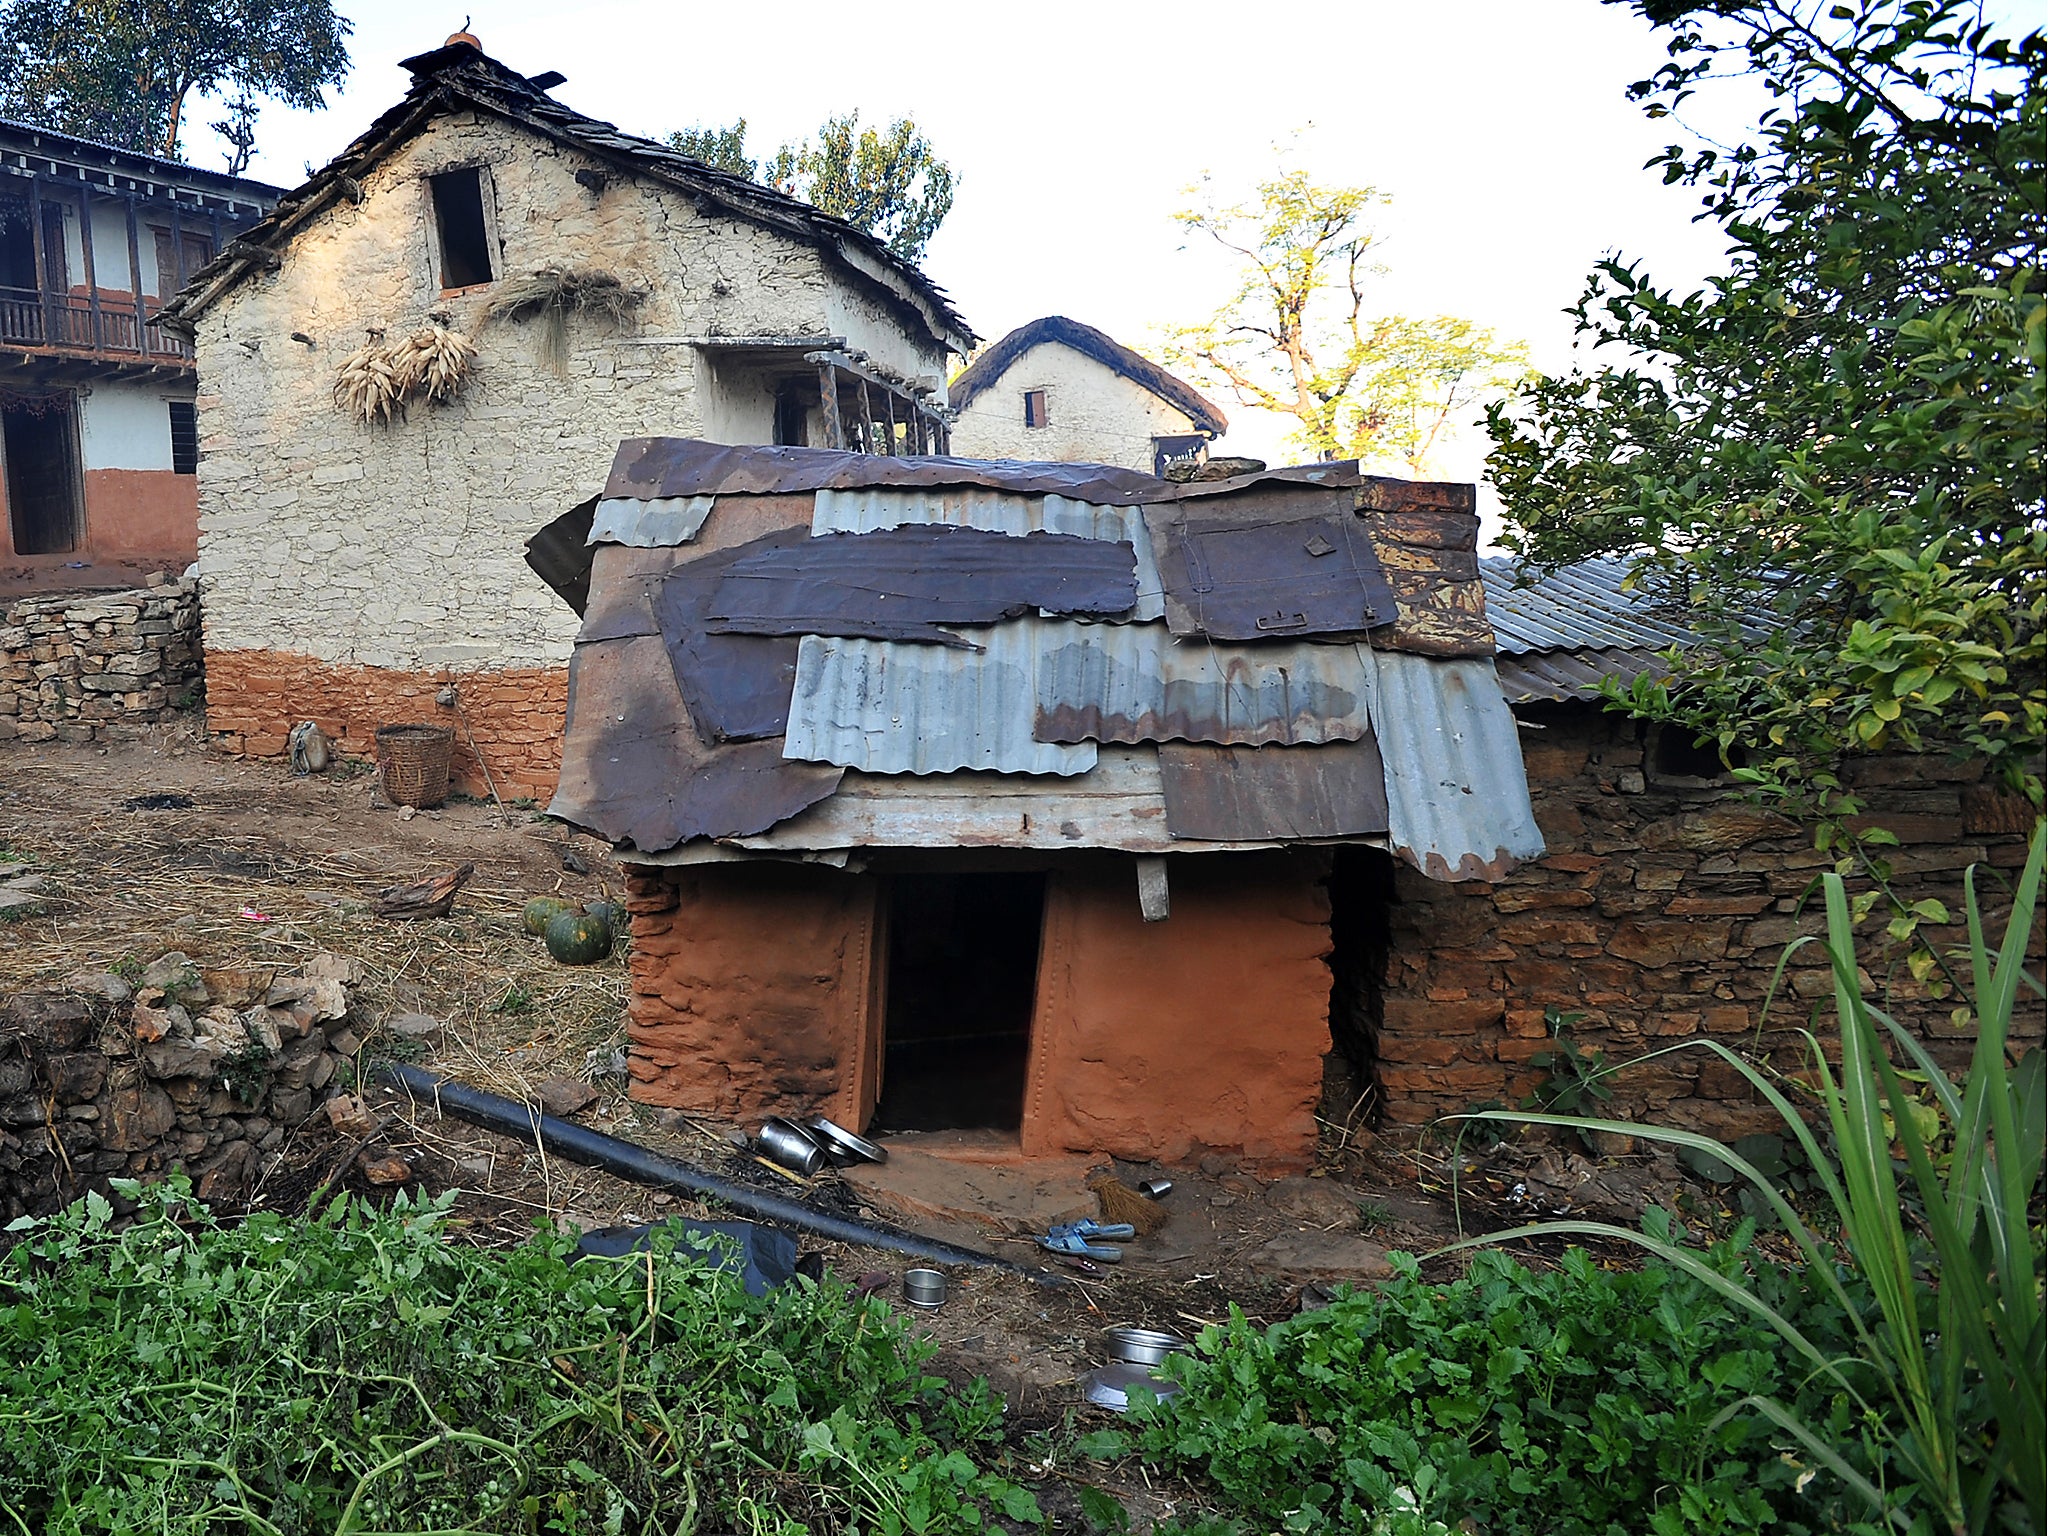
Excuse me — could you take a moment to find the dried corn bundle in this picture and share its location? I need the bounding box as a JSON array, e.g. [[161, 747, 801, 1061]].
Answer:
[[333, 337, 402, 424], [389, 323, 477, 404]]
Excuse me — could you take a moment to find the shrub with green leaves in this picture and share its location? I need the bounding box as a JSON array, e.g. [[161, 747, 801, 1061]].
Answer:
[[0, 1184, 1043, 1535], [1127, 1238, 1867, 1536]]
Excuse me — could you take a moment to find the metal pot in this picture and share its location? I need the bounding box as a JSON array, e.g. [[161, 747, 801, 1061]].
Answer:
[[807, 1116, 887, 1166], [757, 1116, 827, 1177], [1103, 1326, 1189, 1367], [902, 1267, 947, 1309]]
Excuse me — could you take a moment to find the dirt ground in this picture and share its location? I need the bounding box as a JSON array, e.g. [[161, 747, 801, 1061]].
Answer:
[[0, 715, 1695, 1524]]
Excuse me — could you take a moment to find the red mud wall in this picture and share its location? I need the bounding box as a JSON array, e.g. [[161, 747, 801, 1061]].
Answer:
[[1023, 853, 1334, 1169], [621, 862, 877, 1127], [83, 468, 198, 564], [204, 650, 569, 802]]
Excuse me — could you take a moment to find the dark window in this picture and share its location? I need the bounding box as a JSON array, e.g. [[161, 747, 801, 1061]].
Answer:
[[1153, 432, 1207, 477], [429, 167, 494, 289], [773, 380, 810, 447], [1022, 389, 1048, 428], [3, 392, 82, 554], [168, 400, 198, 474], [1650, 726, 1745, 782]]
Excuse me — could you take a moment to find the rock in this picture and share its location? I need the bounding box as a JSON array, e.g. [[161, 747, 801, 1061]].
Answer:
[[141, 1040, 216, 1080], [2, 992, 93, 1050], [300, 952, 363, 987], [535, 1076, 598, 1117], [454, 1154, 493, 1182], [1, 873, 55, 895], [63, 970, 133, 1004], [357, 1153, 414, 1186], [102, 1070, 177, 1150], [200, 968, 274, 1008], [197, 1013, 253, 1056], [387, 1012, 445, 1047], [140, 952, 208, 1005], [1250, 1231, 1394, 1284], [273, 1088, 312, 1128], [328, 1029, 362, 1057], [264, 976, 348, 1025], [323, 1093, 380, 1137], [1267, 1176, 1370, 1227]]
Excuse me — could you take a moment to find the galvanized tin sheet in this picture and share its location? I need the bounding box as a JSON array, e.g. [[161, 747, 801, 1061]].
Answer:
[[1370, 651, 1544, 882], [1157, 738, 1390, 842], [589, 495, 716, 548], [1480, 554, 1700, 655], [784, 626, 1099, 777], [1494, 647, 1668, 704], [704, 524, 1138, 644], [1033, 624, 1375, 747], [1146, 490, 1396, 641], [813, 488, 1166, 622], [654, 530, 808, 741]]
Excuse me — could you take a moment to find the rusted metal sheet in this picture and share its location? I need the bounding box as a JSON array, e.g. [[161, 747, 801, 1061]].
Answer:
[[546, 632, 842, 853], [1156, 738, 1390, 842], [1032, 624, 1375, 747], [654, 530, 808, 741], [524, 498, 598, 616], [1355, 503, 1494, 658], [606, 437, 1164, 506], [784, 626, 1098, 777], [1371, 651, 1543, 881], [1146, 493, 1396, 641], [813, 488, 1166, 623], [588, 494, 716, 548], [703, 525, 1138, 644]]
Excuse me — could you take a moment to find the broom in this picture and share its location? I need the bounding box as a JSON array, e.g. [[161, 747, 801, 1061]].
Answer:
[[1088, 1171, 1169, 1236]]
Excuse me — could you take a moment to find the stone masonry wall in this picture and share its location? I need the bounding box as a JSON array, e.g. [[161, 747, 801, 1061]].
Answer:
[[0, 953, 361, 1223], [1376, 702, 2042, 1136], [0, 578, 201, 744]]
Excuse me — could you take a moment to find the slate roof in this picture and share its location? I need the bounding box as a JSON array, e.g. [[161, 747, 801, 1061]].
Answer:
[[159, 41, 973, 354], [949, 316, 1229, 436]]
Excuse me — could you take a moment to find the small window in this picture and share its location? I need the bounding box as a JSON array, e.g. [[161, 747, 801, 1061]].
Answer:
[[1022, 389, 1048, 429], [168, 401, 198, 474], [429, 167, 494, 290], [1649, 725, 1745, 783]]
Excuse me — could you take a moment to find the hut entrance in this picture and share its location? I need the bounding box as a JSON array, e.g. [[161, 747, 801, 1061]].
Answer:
[[871, 871, 1045, 1134]]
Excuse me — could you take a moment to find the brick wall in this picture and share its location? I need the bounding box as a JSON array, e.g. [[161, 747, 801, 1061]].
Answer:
[[1376, 701, 2041, 1135], [204, 648, 569, 801], [0, 578, 200, 744]]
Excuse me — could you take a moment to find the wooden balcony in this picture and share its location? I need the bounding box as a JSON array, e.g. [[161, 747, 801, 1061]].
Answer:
[[0, 284, 193, 370]]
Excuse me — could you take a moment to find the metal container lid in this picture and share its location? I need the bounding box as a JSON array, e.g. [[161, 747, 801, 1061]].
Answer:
[[807, 1116, 887, 1165], [1083, 1361, 1182, 1413]]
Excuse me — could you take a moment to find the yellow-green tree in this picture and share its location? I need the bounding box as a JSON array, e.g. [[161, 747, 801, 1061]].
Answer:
[[1162, 166, 1527, 475]]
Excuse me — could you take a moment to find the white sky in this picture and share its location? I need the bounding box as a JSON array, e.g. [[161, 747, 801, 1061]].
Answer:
[[199, 0, 1754, 527]]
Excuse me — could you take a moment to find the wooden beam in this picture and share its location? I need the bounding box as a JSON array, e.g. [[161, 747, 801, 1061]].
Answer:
[[26, 173, 49, 345], [77, 189, 101, 351], [124, 193, 145, 354], [855, 376, 874, 455], [881, 388, 897, 456], [816, 362, 843, 451]]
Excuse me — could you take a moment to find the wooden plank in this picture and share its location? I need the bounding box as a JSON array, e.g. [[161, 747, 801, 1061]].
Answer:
[[816, 363, 843, 450], [77, 188, 100, 350], [855, 376, 873, 454], [125, 193, 145, 350]]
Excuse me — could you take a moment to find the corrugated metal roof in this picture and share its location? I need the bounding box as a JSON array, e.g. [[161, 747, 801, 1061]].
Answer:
[[784, 627, 1099, 777], [1372, 651, 1545, 881], [1480, 555, 1699, 655], [812, 488, 1166, 622], [589, 495, 716, 548], [1494, 647, 1669, 704]]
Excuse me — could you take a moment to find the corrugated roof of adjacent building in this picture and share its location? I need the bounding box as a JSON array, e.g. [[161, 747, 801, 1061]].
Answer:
[[1480, 554, 1700, 655]]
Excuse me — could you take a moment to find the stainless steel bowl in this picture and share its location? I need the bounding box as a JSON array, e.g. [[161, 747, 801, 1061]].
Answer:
[[1083, 1361, 1182, 1413], [807, 1116, 887, 1166], [757, 1117, 826, 1177], [902, 1268, 947, 1309], [1103, 1326, 1190, 1367]]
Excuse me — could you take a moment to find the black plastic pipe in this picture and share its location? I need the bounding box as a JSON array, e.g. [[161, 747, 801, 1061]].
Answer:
[[378, 1064, 1054, 1281]]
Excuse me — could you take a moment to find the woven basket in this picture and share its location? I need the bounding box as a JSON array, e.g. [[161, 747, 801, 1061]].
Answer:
[[375, 723, 454, 809]]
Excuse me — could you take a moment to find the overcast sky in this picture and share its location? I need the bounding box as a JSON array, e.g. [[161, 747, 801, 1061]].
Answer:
[[205, 0, 1756, 512]]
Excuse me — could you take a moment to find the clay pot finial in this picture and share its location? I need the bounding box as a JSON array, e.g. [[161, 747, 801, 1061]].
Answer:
[[445, 17, 481, 49]]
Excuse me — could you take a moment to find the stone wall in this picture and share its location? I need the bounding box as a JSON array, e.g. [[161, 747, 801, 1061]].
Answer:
[[0, 953, 360, 1223], [1376, 701, 2042, 1136], [949, 340, 1204, 472], [0, 578, 200, 744]]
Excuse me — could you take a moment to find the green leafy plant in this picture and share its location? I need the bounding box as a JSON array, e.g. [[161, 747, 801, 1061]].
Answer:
[[1450, 824, 2048, 1534], [1521, 1008, 1614, 1151], [491, 981, 536, 1015]]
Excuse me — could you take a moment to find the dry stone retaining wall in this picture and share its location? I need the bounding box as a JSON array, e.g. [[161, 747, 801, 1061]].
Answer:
[[0, 578, 201, 743], [0, 952, 361, 1223]]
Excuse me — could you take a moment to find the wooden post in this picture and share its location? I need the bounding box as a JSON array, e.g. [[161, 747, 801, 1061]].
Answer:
[[26, 174, 49, 345], [855, 377, 874, 455], [169, 198, 185, 289], [124, 193, 145, 353], [817, 363, 843, 450], [881, 389, 897, 456], [78, 188, 101, 352]]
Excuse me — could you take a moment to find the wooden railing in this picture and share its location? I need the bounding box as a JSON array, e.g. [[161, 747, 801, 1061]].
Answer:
[[0, 285, 193, 362]]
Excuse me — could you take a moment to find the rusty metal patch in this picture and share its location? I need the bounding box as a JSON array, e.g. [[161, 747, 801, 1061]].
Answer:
[[524, 498, 598, 616], [655, 530, 809, 741], [703, 524, 1138, 645], [546, 632, 841, 853], [1156, 738, 1391, 842], [606, 437, 1165, 506], [1144, 491, 1395, 642]]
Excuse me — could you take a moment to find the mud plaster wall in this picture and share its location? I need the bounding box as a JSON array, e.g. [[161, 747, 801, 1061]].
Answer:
[[949, 341, 1205, 472], [1377, 702, 2043, 1137], [1022, 853, 1334, 1169], [192, 107, 949, 762], [621, 862, 877, 1127]]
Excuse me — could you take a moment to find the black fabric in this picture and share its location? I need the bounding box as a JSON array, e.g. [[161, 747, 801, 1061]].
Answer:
[[573, 1217, 802, 1297]]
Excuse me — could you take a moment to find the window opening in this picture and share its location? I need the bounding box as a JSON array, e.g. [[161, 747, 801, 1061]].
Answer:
[[1153, 433, 1207, 477], [429, 168, 494, 290], [773, 379, 810, 447], [168, 400, 198, 474], [1022, 389, 1048, 429], [0, 200, 33, 290], [3, 392, 82, 554], [154, 231, 213, 301], [40, 203, 66, 291], [1649, 725, 1744, 783], [872, 871, 1045, 1133]]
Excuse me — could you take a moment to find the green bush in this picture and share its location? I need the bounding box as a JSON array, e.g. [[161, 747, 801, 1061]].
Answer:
[[1128, 1236, 1868, 1536], [0, 1183, 1043, 1535]]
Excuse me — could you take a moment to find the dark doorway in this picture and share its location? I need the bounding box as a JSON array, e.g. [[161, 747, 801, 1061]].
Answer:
[[872, 872, 1045, 1133], [1324, 847, 1396, 1132], [3, 393, 82, 554]]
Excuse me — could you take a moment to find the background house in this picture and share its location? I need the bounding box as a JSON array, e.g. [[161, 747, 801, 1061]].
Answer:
[[948, 315, 1227, 475], [164, 36, 973, 799], [0, 122, 279, 580]]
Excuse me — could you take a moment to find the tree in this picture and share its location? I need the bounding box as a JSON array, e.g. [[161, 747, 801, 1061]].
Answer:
[[1485, 3, 2045, 849], [665, 112, 955, 263], [0, 0, 351, 165], [1159, 165, 1528, 474]]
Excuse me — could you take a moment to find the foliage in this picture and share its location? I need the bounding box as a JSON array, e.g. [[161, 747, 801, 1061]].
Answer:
[[0, 1184, 1044, 1534], [1485, 2, 2046, 837], [1126, 1238, 1864, 1536], [1520, 1007, 1614, 1149], [1451, 824, 2048, 1535], [1158, 158, 1527, 473], [0, 0, 351, 163], [665, 113, 955, 262]]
